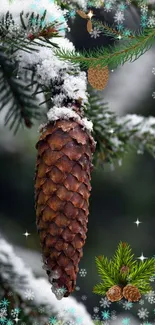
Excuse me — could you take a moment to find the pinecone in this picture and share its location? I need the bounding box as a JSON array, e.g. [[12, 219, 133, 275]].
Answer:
[[123, 285, 141, 302], [120, 265, 129, 274], [35, 116, 96, 299], [106, 285, 123, 302], [88, 65, 109, 90]]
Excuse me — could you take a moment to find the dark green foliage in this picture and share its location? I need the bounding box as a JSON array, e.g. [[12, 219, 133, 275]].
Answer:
[[0, 46, 41, 134]]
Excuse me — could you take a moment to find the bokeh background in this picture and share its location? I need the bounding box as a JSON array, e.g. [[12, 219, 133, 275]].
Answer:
[[1, 2, 155, 323]]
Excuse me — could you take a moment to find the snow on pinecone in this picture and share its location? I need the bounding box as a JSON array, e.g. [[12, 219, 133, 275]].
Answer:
[[35, 114, 96, 299]]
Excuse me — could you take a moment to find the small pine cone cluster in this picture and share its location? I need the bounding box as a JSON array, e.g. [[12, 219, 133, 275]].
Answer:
[[35, 117, 96, 299], [106, 284, 141, 302]]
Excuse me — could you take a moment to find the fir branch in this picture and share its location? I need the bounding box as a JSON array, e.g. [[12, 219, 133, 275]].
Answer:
[[84, 89, 155, 167], [111, 242, 137, 283], [91, 18, 137, 40], [129, 259, 155, 283], [54, 27, 155, 69], [0, 46, 40, 133], [94, 256, 116, 287], [93, 282, 108, 296]]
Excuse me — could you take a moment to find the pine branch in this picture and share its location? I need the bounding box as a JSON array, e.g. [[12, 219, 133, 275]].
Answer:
[[129, 259, 155, 283], [93, 282, 108, 296], [91, 18, 138, 40], [53, 27, 155, 69], [0, 46, 41, 133], [94, 256, 116, 287], [84, 89, 155, 167]]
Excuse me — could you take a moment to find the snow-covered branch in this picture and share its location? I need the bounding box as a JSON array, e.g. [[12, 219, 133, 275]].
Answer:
[[0, 236, 94, 325]]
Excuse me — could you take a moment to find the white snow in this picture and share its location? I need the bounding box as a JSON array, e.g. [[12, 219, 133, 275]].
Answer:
[[0, 0, 68, 37], [47, 106, 93, 132], [117, 114, 155, 136], [0, 236, 94, 325]]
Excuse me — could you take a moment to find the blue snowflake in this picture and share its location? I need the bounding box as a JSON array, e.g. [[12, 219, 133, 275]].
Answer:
[[76, 316, 83, 324], [122, 318, 130, 325], [118, 3, 127, 11], [117, 24, 124, 31], [6, 320, 13, 325], [0, 318, 6, 324], [66, 308, 75, 314], [49, 316, 57, 324], [101, 310, 110, 320], [123, 29, 131, 37], [68, 9, 76, 19], [0, 299, 10, 308]]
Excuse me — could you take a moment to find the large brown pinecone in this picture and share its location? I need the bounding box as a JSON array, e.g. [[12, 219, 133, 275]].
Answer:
[[106, 285, 123, 302], [123, 285, 141, 302], [35, 118, 96, 299]]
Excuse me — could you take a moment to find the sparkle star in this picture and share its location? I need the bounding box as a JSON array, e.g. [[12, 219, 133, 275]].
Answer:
[[137, 253, 148, 262], [87, 10, 94, 19], [14, 317, 20, 323], [134, 219, 142, 227], [23, 231, 30, 238]]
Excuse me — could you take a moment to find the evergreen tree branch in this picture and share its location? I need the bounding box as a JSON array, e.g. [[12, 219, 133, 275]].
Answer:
[[84, 89, 155, 167], [54, 27, 155, 69], [91, 18, 137, 40], [0, 46, 41, 133]]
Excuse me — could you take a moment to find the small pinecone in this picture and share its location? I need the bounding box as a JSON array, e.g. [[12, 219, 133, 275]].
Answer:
[[120, 265, 129, 274], [106, 285, 123, 302], [88, 64, 109, 90], [35, 117, 96, 299], [123, 285, 141, 302]]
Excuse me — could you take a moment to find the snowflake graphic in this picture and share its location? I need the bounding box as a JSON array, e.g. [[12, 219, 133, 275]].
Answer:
[[104, 2, 112, 12], [81, 295, 87, 301], [79, 268, 87, 277], [49, 316, 57, 324], [122, 318, 130, 325], [24, 289, 35, 300], [139, 299, 145, 305], [93, 307, 99, 313], [76, 316, 83, 324], [145, 291, 155, 304], [147, 16, 155, 27], [92, 314, 100, 321], [99, 297, 111, 308], [66, 307, 75, 315], [114, 10, 125, 23], [101, 310, 110, 321], [152, 91, 155, 99], [11, 308, 20, 318], [38, 306, 46, 313], [6, 320, 13, 325], [122, 301, 133, 310], [0, 309, 7, 319], [111, 310, 117, 320], [89, 27, 101, 39], [137, 308, 149, 320], [118, 2, 127, 11], [0, 299, 10, 308]]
